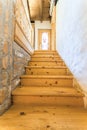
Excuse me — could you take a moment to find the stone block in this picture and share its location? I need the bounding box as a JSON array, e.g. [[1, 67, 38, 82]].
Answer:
[[0, 88, 6, 104], [4, 24, 9, 38], [5, 10, 9, 22], [0, 2, 2, 15], [3, 41, 8, 54], [2, 56, 8, 69]]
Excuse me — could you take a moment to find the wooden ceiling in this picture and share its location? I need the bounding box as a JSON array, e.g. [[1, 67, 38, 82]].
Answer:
[[28, 0, 51, 21]]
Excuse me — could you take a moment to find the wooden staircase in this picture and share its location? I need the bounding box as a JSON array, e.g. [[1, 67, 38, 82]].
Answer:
[[12, 50, 84, 107]]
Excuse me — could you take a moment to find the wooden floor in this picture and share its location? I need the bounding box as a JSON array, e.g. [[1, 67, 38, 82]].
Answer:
[[0, 105, 87, 130]]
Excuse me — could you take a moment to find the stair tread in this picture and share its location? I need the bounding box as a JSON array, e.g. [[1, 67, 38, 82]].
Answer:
[[12, 87, 84, 97], [32, 56, 60, 58], [33, 51, 58, 55], [30, 60, 63, 62], [31, 60, 63, 62], [25, 66, 67, 69], [34, 50, 57, 52], [32, 55, 60, 57], [21, 75, 73, 79], [34, 51, 57, 53]]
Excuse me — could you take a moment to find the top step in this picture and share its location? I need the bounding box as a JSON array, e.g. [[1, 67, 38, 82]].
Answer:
[[33, 50, 58, 55], [34, 50, 57, 52]]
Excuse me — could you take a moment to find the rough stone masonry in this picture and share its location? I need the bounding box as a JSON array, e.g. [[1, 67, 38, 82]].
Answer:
[[0, 0, 31, 115]]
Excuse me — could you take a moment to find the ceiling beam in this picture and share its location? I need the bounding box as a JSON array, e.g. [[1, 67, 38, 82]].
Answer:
[[39, 0, 43, 21], [50, 0, 55, 16], [27, 0, 31, 20], [55, 0, 58, 5]]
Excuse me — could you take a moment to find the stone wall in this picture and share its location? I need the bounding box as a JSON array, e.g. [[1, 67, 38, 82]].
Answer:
[[12, 42, 31, 90], [0, 0, 14, 114], [13, 0, 34, 88], [0, 0, 33, 114]]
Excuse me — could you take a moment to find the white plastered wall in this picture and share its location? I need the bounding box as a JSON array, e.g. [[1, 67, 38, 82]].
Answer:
[[56, 0, 87, 98], [35, 21, 51, 50]]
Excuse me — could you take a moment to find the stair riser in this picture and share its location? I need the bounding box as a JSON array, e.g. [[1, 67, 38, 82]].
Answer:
[[21, 78, 73, 87], [29, 62, 65, 66], [31, 58, 62, 61], [34, 51, 57, 52], [33, 52, 58, 54], [33, 54, 58, 57], [13, 96, 84, 107], [26, 68, 70, 75], [32, 55, 60, 58]]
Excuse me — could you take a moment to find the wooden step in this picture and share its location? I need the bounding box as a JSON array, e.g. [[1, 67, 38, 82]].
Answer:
[[25, 66, 71, 75], [12, 50, 84, 108], [20, 75, 73, 87], [31, 55, 60, 58], [33, 52, 58, 55], [34, 50, 56, 52], [29, 61, 66, 66], [34, 50, 57, 53], [31, 57, 62, 62], [12, 87, 84, 106]]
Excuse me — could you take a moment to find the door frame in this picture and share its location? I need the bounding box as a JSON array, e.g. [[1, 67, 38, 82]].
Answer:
[[38, 29, 51, 50]]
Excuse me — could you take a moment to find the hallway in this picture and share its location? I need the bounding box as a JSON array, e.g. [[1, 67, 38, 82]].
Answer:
[[1, 0, 87, 129]]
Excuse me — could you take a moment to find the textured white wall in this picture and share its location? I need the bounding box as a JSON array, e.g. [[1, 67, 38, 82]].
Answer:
[[35, 21, 51, 50], [56, 0, 87, 92]]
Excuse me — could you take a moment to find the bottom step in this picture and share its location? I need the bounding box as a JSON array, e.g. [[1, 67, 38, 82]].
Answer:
[[12, 87, 84, 107]]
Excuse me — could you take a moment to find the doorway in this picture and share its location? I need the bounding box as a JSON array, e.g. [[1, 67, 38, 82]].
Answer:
[[38, 29, 51, 50]]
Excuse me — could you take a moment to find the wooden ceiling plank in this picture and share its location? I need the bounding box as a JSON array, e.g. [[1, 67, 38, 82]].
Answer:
[[39, 0, 43, 21], [28, 0, 50, 21]]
